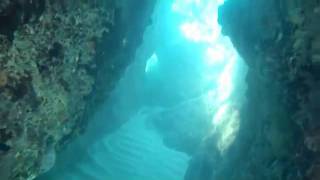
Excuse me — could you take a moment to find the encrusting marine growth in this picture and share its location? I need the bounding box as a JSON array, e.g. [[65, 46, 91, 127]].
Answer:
[[0, 0, 155, 179]]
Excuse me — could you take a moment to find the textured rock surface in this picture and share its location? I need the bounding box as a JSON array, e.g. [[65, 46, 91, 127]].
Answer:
[[185, 0, 320, 179], [151, 98, 211, 155], [0, 0, 154, 180]]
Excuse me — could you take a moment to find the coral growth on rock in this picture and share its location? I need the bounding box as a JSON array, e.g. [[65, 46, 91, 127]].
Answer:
[[0, 0, 133, 179]]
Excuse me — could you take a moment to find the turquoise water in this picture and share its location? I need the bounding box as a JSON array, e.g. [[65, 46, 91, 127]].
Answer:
[[38, 0, 247, 179], [41, 110, 189, 180]]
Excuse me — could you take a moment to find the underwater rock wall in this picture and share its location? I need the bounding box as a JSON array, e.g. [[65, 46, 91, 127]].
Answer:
[[185, 0, 320, 180], [0, 0, 155, 179]]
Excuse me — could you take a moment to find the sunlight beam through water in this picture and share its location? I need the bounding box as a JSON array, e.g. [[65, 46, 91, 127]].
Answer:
[[171, 0, 240, 154]]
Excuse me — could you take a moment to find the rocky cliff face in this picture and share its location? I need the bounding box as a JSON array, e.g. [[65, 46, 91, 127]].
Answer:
[[0, 0, 155, 180], [185, 0, 320, 179]]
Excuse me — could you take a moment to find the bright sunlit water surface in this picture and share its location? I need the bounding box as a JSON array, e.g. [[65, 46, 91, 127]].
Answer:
[[150, 0, 247, 154]]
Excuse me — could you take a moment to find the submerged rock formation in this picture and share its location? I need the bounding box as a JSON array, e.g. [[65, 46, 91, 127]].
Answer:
[[0, 0, 155, 179], [185, 0, 320, 180]]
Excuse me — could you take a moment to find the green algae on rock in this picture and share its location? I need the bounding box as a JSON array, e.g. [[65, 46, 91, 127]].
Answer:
[[0, 1, 117, 179]]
